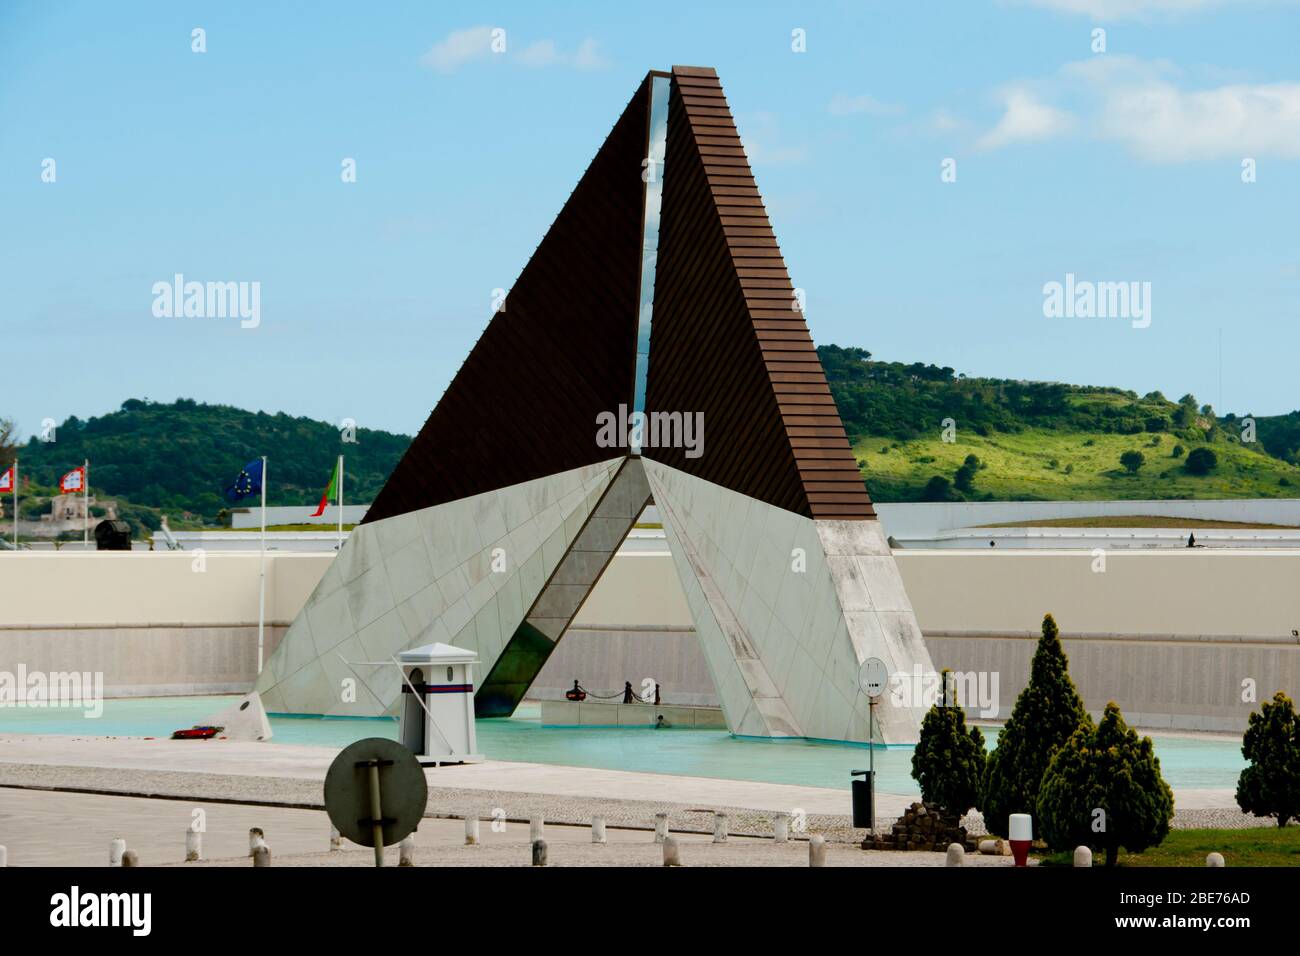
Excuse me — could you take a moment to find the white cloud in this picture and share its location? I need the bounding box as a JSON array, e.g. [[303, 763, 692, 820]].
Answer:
[[977, 88, 1075, 149], [1010, 0, 1244, 20], [738, 112, 809, 167], [1073, 57, 1300, 159], [420, 27, 609, 74], [421, 26, 495, 73], [827, 93, 902, 117], [972, 56, 1300, 161]]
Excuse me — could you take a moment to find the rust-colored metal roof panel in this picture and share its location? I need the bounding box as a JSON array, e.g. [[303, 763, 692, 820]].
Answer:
[[643, 66, 874, 521]]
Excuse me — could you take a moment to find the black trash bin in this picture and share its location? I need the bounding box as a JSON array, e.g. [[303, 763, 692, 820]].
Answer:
[[94, 519, 132, 551], [851, 769, 874, 828]]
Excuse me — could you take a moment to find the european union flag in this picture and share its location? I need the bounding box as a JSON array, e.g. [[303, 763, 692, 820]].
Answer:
[[224, 458, 264, 503]]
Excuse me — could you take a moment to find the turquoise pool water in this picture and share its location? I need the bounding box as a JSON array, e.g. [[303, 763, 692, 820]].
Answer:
[[0, 696, 1245, 794]]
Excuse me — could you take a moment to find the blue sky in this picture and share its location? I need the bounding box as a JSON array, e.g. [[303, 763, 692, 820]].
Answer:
[[2, 0, 1298, 440]]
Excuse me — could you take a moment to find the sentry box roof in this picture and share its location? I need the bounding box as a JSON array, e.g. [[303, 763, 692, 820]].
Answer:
[[398, 643, 479, 665]]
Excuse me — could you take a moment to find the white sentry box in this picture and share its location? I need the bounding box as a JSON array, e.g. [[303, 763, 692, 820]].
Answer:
[[397, 643, 484, 765]]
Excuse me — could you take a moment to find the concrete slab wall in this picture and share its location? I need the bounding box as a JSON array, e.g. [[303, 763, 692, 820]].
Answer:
[[3, 548, 1298, 731]]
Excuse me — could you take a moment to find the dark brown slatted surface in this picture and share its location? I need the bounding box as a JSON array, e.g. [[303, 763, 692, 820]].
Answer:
[[364, 80, 650, 522], [643, 66, 874, 520]]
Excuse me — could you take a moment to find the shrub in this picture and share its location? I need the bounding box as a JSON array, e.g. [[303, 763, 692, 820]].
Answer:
[[981, 613, 1089, 836], [954, 454, 981, 493], [921, 475, 957, 502], [1185, 447, 1218, 474], [1120, 450, 1145, 473], [1235, 691, 1300, 828], [911, 671, 987, 816], [1037, 701, 1174, 866], [1171, 444, 1185, 458]]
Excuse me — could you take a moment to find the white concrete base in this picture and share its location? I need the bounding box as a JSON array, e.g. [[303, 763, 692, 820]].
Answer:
[[198, 691, 272, 741], [254, 459, 624, 717], [644, 461, 934, 744]]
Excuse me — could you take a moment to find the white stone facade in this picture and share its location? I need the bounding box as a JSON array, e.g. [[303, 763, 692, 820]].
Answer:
[[644, 460, 934, 744], [255, 458, 624, 716]]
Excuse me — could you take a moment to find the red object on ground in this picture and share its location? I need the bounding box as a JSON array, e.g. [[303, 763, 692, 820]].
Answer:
[[170, 726, 224, 740], [1010, 839, 1031, 866]]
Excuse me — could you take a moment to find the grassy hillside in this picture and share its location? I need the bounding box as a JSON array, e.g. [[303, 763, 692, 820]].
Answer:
[[855, 428, 1300, 502], [820, 345, 1300, 503], [4, 344, 1299, 524]]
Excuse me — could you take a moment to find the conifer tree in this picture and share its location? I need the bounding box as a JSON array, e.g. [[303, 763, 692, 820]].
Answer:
[[1236, 691, 1300, 828], [1037, 701, 1174, 866], [980, 613, 1089, 835], [911, 670, 987, 816]]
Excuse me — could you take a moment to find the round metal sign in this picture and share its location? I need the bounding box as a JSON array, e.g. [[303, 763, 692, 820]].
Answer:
[[324, 737, 428, 849], [857, 657, 890, 699]]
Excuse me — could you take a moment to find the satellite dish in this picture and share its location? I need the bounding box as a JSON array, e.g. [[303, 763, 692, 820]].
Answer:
[[857, 657, 890, 699], [324, 737, 428, 866]]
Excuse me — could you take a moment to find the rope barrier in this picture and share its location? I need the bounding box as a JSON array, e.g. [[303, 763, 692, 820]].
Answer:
[[575, 683, 657, 703]]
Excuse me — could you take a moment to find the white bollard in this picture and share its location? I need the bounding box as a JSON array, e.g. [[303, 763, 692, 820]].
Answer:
[[399, 835, 416, 866], [530, 816, 544, 843], [713, 812, 729, 843], [946, 843, 964, 866], [249, 827, 265, 857], [654, 813, 669, 844], [253, 844, 271, 867], [1206, 852, 1225, 868], [121, 850, 140, 868], [662, 836, 681, 867], [591, 816, 607, 844], [109, 838, 126, 867], [185, 827, 201, 863], [809, 834, 826, 867], [464, 816, 480, 846], [329, 825, 342, 851], [531, 839, 547, 867], [773, 813, 790, 844], [1074, 846, 1093, 867]]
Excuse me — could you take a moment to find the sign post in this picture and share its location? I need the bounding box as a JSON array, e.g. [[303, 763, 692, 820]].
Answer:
[[853, 657, 890, 845]]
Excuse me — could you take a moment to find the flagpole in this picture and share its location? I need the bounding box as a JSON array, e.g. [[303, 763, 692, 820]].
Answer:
[[257, 455, 267, 674], [11, 458, 17, 549], [337, 454, 344, 550], [83, 459, 89, 549]]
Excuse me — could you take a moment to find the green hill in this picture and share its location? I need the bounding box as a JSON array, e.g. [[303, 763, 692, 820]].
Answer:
[[8, 398, 409, 527], [3, 346, 1299, 526], [818, 345, 1300, 502]]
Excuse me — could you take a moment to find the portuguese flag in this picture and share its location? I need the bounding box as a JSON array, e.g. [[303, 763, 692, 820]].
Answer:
[[310, 458, 340, 517]]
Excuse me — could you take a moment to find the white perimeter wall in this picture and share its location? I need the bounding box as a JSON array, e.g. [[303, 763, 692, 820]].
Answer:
[[2, 548, 1296, 729]]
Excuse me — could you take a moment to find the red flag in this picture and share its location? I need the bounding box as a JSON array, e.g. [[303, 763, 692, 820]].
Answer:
[[60, 467, 85, 494], [0, 467, 13, 493]]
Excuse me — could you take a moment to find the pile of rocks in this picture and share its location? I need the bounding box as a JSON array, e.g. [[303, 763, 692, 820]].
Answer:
[[868, 802, 979, 852]]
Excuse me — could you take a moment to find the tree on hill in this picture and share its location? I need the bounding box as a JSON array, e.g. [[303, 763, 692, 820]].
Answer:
[[981, 613, 1090, 836], [15, 399, 411, 521], [0, 416, 16, 469], [1037, 701, 1174, 866], [1235, 691, 1300, 828], [1184, 447, 1218, 475], [921, 475, 958, 501], [911, 670, 987, 816], [1119, 450, 1145, 473], [954, 454, 981, 493]]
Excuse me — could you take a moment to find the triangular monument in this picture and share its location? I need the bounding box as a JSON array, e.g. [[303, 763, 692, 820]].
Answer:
[[256, 67, 936, 744]]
